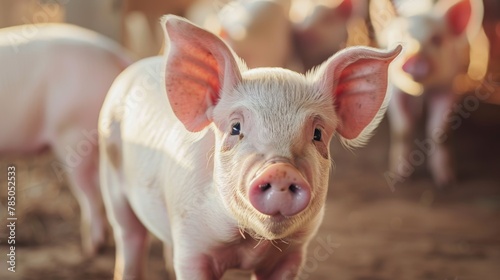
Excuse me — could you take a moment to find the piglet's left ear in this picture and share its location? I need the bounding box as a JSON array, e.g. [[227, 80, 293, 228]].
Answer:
[[315, 45, 402, 148]]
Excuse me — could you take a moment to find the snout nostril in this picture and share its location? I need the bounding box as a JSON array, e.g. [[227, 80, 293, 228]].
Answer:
[[289, 184, 300, 193], [259, 183, 271, 191]]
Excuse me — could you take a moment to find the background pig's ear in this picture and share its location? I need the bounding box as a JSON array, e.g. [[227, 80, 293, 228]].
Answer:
[[314, 45, 402, 148], [337, 0, 353, 18], [438, 0, 472, 36], [369, 0, 398, 47], [162, 15, 242, 132]]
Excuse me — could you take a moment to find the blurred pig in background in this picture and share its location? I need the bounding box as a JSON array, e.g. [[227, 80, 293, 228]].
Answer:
[[370, 0, 488, 188], [195, 0, 370, 72], [0, 0, 64, 28], [0, 23, 133, 256], [62, 0, 200, 58], [121, 0, 198, 57], [292, 0, 356, 70], [119, 0, 370, 70], [217, 0, 296, 69]]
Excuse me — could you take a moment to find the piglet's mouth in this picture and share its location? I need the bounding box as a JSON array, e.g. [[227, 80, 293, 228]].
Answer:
[[253, 212, 313, 241], [267, 213, 290, 223]]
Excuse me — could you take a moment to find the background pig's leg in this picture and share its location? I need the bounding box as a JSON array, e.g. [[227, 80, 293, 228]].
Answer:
[[163, 245, 175, 279], [52, 132, 106, 256], [69, 155, 105, 256], [425, 92, 456, 187], [388, 86, 424, 180]]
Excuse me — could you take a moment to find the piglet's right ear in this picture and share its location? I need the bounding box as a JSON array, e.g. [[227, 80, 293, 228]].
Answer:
[[162, 15, 242, 132]]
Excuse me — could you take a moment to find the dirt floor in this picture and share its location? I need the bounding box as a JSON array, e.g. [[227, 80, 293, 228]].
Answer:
[[0, 102, 499, 280]]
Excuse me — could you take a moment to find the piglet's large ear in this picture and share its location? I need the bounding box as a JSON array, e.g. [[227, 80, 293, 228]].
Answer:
[[162, 15, 242, 132], [315, 45, 402, 148]]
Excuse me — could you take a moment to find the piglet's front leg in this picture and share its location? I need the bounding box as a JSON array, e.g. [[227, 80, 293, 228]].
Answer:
[[170, 228, 223, 280], [173, 247, 247, 280], [252, 250, 304, 280]]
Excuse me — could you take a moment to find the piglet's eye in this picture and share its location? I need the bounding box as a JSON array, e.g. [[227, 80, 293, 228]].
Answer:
[[231, 122, 241, 136], [313, 128, 322, 141]]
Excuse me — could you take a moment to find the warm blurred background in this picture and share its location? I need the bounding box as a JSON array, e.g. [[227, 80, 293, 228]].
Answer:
[[0, 0, 499, 279]]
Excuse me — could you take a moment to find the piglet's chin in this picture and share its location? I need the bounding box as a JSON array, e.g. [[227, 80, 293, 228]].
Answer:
[[245, 210, 313, 241]]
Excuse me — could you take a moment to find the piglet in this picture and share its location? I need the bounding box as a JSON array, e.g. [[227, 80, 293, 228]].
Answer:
[[99, 15, 400, 279], [0, 23, 132, 256], [370, 0, 484, 187]]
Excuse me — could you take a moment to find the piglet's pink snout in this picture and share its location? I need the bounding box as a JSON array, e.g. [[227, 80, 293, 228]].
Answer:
[[249, 163, 311, 217]]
